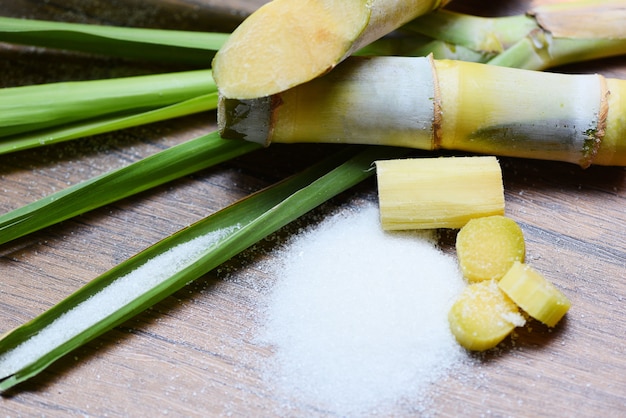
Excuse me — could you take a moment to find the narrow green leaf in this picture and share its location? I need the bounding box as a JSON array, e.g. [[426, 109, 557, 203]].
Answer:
[[0, 93, 218, 154], [0, 70, 215, 138], [0, 145, 407, 391], [0, 16, 228, 65], [0, 131, 261, 245]]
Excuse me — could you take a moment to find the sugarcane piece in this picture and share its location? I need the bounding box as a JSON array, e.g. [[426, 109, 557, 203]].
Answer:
[[376, 156, 504, 230], [211, 0, 450, 100], [218, 55, 626, 167], [448, 280, 526, 351], [498, 262, 571, 327], [456, 216, 525, 282]]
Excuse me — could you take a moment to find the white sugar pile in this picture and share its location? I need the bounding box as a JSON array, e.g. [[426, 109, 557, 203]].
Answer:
[[254, 202, 469, 416]]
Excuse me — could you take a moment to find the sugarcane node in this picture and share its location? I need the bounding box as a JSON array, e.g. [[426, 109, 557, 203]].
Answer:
[[428, 53, 443, 150], [582, 75, 610, 168]]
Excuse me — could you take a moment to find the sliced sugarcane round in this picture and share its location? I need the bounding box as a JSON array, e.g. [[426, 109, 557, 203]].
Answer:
[[448, 280, 526, 351], [456, 215, 525, 282], [498, 261, 571, 327]]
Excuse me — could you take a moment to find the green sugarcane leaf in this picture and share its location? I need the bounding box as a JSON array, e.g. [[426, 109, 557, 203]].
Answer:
[[0, 131, 261, 246], [0, 93, 218, 154], [0, 70, 216, 138], [0, 16, 228, 65], [0, 145, 407, 391]]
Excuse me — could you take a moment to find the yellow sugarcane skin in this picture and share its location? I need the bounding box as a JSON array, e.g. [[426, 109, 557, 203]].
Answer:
[[434, 59, 603, 166], [595, 78, 626, 166]]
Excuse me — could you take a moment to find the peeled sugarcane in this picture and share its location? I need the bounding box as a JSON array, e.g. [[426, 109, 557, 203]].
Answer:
[[218, 55, 626, 167], [376, 157, 505, 230], [211, 0, 450, 99]]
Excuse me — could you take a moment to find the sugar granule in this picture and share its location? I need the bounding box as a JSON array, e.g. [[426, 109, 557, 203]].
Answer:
[[255, 203, 468, 415], [0, 227, 236, 378]]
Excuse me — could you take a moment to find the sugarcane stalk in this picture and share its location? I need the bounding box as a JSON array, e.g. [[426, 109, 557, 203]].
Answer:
[[488, 0, 626, 69], [403, 10, 539, 55], [219, 55, 626, 167], [211, 0, 450, 100], [403, 0, 626, 70], [532, 0, 626, 40]]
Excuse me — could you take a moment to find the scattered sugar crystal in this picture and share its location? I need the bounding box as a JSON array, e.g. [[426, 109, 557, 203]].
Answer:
[[255, 202, 469, 415], [0, 226, 237, 378]]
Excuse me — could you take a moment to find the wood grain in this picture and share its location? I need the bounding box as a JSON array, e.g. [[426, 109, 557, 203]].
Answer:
[[1, 0, 625, 416]]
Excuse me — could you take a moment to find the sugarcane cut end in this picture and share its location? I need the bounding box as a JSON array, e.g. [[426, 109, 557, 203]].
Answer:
[[218, 94, 280, 146], [211, 0, 370, 99]]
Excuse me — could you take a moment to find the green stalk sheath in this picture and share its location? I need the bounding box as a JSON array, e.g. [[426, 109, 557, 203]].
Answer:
[[0, 70, 216, 138], [0, 145, 406, 391], [219, 55, 626, 167], [0, 132, 260, 246], [0, 16, 228, 65]]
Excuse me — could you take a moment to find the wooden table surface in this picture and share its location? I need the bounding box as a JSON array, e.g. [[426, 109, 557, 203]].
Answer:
[[1, 0, 625, 416]]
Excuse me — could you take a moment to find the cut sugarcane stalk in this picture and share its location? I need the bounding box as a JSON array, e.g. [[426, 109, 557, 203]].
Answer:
[[376, 156, 504, 230], [532, 0, 626, 40], [405, 1, 626, 70], [219, 55, 626, 167], [404, 10, 539, 55], [211, 0, 449, 100]]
